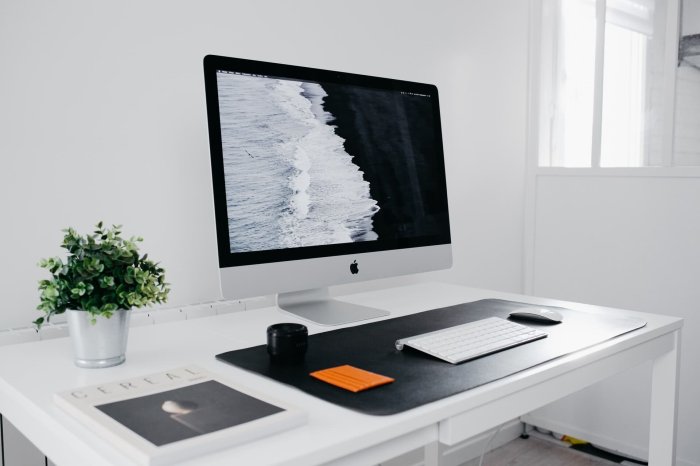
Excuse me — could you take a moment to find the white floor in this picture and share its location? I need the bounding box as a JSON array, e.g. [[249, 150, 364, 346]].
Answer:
[[462, 431, 637, 466]]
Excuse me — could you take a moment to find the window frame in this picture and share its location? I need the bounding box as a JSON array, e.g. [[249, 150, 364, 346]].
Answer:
[[528, 0, 683, 171]]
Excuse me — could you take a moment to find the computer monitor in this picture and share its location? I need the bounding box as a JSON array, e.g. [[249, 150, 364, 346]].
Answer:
[[203, 55, 452, 325]]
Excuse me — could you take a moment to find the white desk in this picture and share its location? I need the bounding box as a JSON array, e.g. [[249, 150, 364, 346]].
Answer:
[[0, 283, 682, 465]]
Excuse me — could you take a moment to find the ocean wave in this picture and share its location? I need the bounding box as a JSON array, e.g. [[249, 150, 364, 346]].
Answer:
[[216, 72, 379, 252]]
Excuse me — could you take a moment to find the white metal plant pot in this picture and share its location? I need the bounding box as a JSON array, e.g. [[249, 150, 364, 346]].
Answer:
[[67, 309, 131, 368]]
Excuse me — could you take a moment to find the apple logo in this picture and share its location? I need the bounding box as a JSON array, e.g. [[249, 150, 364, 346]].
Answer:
[[350, 260, 359, 274]]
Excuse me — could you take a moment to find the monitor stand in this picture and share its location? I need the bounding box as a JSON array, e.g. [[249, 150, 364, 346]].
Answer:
[[276, 287, 390, 326]]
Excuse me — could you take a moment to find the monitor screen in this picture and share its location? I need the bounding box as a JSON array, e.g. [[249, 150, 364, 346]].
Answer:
[[205, 56, 450, 268]]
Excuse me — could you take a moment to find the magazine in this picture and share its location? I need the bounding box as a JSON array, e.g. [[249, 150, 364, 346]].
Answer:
[[54, 365, 306, 465]]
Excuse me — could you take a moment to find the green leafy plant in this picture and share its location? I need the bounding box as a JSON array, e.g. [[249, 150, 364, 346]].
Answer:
[[35, 222, 170, 328]]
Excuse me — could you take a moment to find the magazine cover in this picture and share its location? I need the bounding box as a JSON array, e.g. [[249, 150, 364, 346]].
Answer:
[[54, 365, 306, 465]]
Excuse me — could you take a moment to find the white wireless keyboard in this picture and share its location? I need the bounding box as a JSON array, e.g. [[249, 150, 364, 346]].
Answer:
[[395, 317, 547, 364]]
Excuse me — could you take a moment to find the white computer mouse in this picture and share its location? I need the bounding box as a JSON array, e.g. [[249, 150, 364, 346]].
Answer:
[[508, 307, 563, 323]]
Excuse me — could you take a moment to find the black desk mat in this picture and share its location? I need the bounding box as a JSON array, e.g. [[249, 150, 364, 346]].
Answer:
[[216, 299, 646, 415]]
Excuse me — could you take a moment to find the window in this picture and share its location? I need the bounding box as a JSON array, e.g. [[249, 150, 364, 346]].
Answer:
[[535, 0, 677, 167], [675, 0, 700, 165]]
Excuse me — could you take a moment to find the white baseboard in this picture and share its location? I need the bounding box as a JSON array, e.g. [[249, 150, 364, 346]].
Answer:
[[522, 414, 698, 466]]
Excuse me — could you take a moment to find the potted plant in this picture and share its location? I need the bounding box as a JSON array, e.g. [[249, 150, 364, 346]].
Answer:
[[35, 222, 169, 368]]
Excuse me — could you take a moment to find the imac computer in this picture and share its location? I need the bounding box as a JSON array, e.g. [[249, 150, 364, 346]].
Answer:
[[203, 55, 452, 325]]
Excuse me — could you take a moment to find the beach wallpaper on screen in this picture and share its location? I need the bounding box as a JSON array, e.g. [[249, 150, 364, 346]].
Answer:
[[216, 72, 439, 253]]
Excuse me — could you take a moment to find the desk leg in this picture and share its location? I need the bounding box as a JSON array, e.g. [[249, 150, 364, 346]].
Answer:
[[648, 330, 681, 466], [424, 441, 440, 466]]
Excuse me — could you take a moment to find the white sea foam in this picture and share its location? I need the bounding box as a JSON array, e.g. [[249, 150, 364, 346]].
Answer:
[[301, 82, 335, 124], [216, 73, 378, 252]]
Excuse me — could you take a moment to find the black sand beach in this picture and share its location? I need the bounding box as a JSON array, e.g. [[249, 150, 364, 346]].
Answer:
[[321, 83, 449, 240]]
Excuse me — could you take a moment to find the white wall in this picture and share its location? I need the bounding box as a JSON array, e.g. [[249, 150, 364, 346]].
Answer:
[[527, 174, 700, 465], [681, 0, 700, 32], [0, 0, 528, 328], [424, 0, 529, 293]]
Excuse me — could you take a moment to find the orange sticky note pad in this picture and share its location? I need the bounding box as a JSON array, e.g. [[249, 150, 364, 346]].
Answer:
[[310, 365, 394, 393]]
